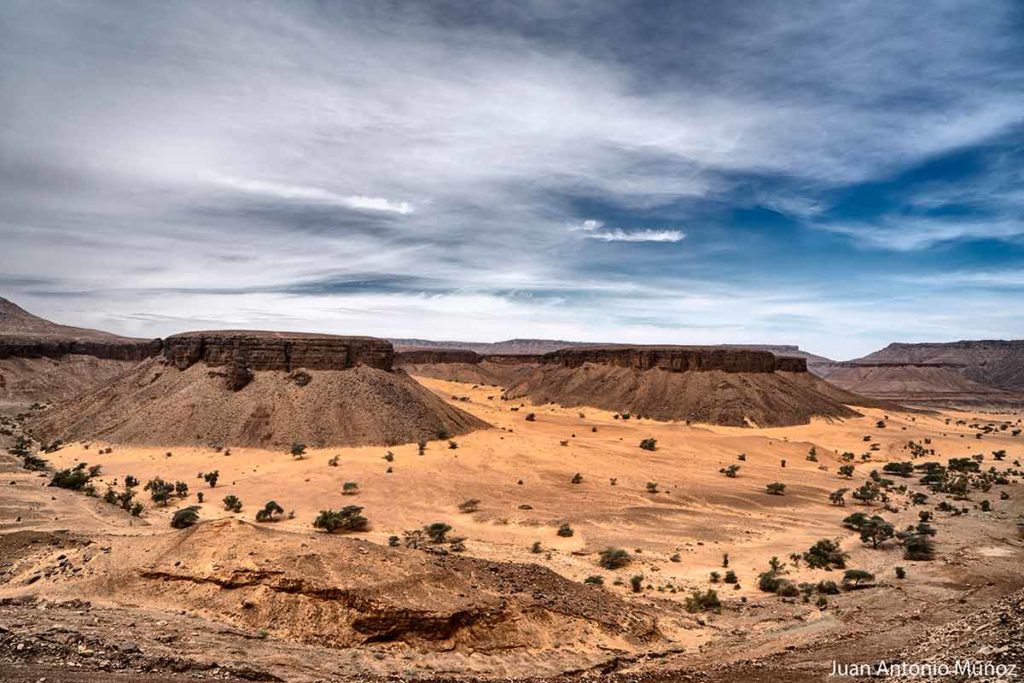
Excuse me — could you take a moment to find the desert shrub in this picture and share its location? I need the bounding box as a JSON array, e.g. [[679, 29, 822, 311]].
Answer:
[[980, 499, 991, 512], [843, 512, 869, 530], [720, 464, 740, 478], [223, 495, 243, 512], [899, 532, 935, 560], [124, 475, 139, 488], [803, 539, 847, 569], [203, 470, 219, 488], [50, 463, 95, 490], [816, 580, 840, 595], [851, 482, 880, 504], [556, 523, 574, 537], [255, 500, 284, 522], [130, 502, 144, 516], [646, 482, 659, 493], [629, 574, 644, 593], [775, 580, 800, 597], [895, 566, 906, 579], [826, 488, 848, 507], [525, 413, 536, 422], [639, 438, 657, 451], [327, 455, 340, 467], [859, 515, 895, 548], [724, 570, 738, 584], [417, 440, 427, 455], [171, 505, 200, 529], [685, 589, 720, 612], [838, 464, 855, 478], [342, 481, 359, 495], [458, 498, 480, 513], [758, 571, 781, 593], [144, 477, 175, 506], [174, 481, 189, 498], [290, 442, 306, 458], [598, 547, 631, 570], [388, 535, 400, 547], [883, 461, 914, 477], [313, 505, 369, 533], [584, 575, 604, 585], [424, 522, 452, 543], [710, 571, 721, 583], [571, 472, 583, 484], [842, 569, 875, 588], [765, 482, 786, 495], [531, 541, 543, 553], [448, 440, 459, 450]]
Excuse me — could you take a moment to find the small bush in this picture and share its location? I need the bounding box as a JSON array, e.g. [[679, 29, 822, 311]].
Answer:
[[223, 495, 243, 512], [598, 547, 631, 570], [171, 505, 200, 529], [639, 438, 657, 451], [313, 505, 369, 533], [684, 589, 721, 613], [556, 523, 574, 537], [766, 482, 786, 495], [458, 498, 480, 513]]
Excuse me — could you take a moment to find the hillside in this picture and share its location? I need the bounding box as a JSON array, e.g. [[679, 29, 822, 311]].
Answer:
[[855, 340, 1024, 393], [502, 345, 865, 427], [29, 331, 487, 447], [0, 297, 157, 410]]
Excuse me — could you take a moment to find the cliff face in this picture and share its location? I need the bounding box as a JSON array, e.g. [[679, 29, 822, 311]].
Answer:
[[540, 346, 807, 374], [0, 337, 161, 362], [163, 332, 394, 372], [394, 349, 480, 365], [853, 340, 1024, 393]]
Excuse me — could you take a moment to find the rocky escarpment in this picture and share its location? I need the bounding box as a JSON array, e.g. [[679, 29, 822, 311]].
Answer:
[[164, 331, 393, 372], [814, 360, 1022, 405], [504, 345, 865, 427], [29, 330, 488, 447], [0, 337, 160, 362], [541, 345, 807, 373]]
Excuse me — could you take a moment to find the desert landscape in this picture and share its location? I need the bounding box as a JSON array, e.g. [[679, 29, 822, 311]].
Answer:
[[1, 298, 1023, 682], [3, 3, 1024, 680]]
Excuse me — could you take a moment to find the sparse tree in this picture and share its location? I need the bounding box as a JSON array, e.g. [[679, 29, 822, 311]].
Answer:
[[223, 495, 243, 512], [766, 482, 786, 495], [290, 442, 306, 459]]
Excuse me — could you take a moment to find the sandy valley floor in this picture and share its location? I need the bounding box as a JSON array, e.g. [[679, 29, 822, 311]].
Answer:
[[2, 376, 1023, 681]]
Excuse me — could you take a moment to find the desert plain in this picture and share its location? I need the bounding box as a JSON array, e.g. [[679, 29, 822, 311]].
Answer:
[[2, 370, 1022, 682]]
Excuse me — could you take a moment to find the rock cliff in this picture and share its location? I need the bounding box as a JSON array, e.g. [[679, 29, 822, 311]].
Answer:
[[540, 345, 807, 373], [163, 331, 394, 372]]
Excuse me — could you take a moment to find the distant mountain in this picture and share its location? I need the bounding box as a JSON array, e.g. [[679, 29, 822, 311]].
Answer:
[[855, 340, 1024, 393], [389, 338, 589, 355], [717, 344, 833, 365], [0, 297, 137, 342]]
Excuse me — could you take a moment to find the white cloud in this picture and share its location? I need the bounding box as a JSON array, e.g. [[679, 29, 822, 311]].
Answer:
[[570, 219, 684, 242], [208, 175, 413, 214]]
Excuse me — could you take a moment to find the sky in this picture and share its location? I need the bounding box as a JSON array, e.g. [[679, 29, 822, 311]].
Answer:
[[1, 1, 1022, 360]]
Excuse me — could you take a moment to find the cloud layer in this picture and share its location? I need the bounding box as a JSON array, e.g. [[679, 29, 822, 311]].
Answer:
[[1, 0, 1022, 359]]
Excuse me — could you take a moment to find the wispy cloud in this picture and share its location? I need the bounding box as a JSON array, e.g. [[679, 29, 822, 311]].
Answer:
[[570, 219, 685, 243], [208, 175, 413, 214], [0, 1, 1022, 357]]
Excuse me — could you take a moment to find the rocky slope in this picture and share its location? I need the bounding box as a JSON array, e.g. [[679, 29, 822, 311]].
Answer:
[[856, 340, 1024, 393], [814, 362, 1020, 405], [503, 345, 867, 427], [28, 331, 487, 447], [0, 298, 158, 410]]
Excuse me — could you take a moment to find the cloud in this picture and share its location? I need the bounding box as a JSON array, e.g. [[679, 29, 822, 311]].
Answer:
[[208, 175, 413, 214], [0, 1, 1022, 357], [570, 219, 685, 243]]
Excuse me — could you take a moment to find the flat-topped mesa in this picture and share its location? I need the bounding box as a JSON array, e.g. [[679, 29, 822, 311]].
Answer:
[[163, 331, 394, 372], [540, 345, 808, 374], [394, 349, 481, 365]]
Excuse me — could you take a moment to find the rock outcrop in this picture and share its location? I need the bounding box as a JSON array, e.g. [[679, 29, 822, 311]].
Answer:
[[503, 345, 867, 427], [164, 331, 393, 372], [540, 345, 804, 373]]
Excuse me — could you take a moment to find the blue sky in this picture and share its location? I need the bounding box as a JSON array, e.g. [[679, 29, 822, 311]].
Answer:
[[1, 1, 1022, 359]]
